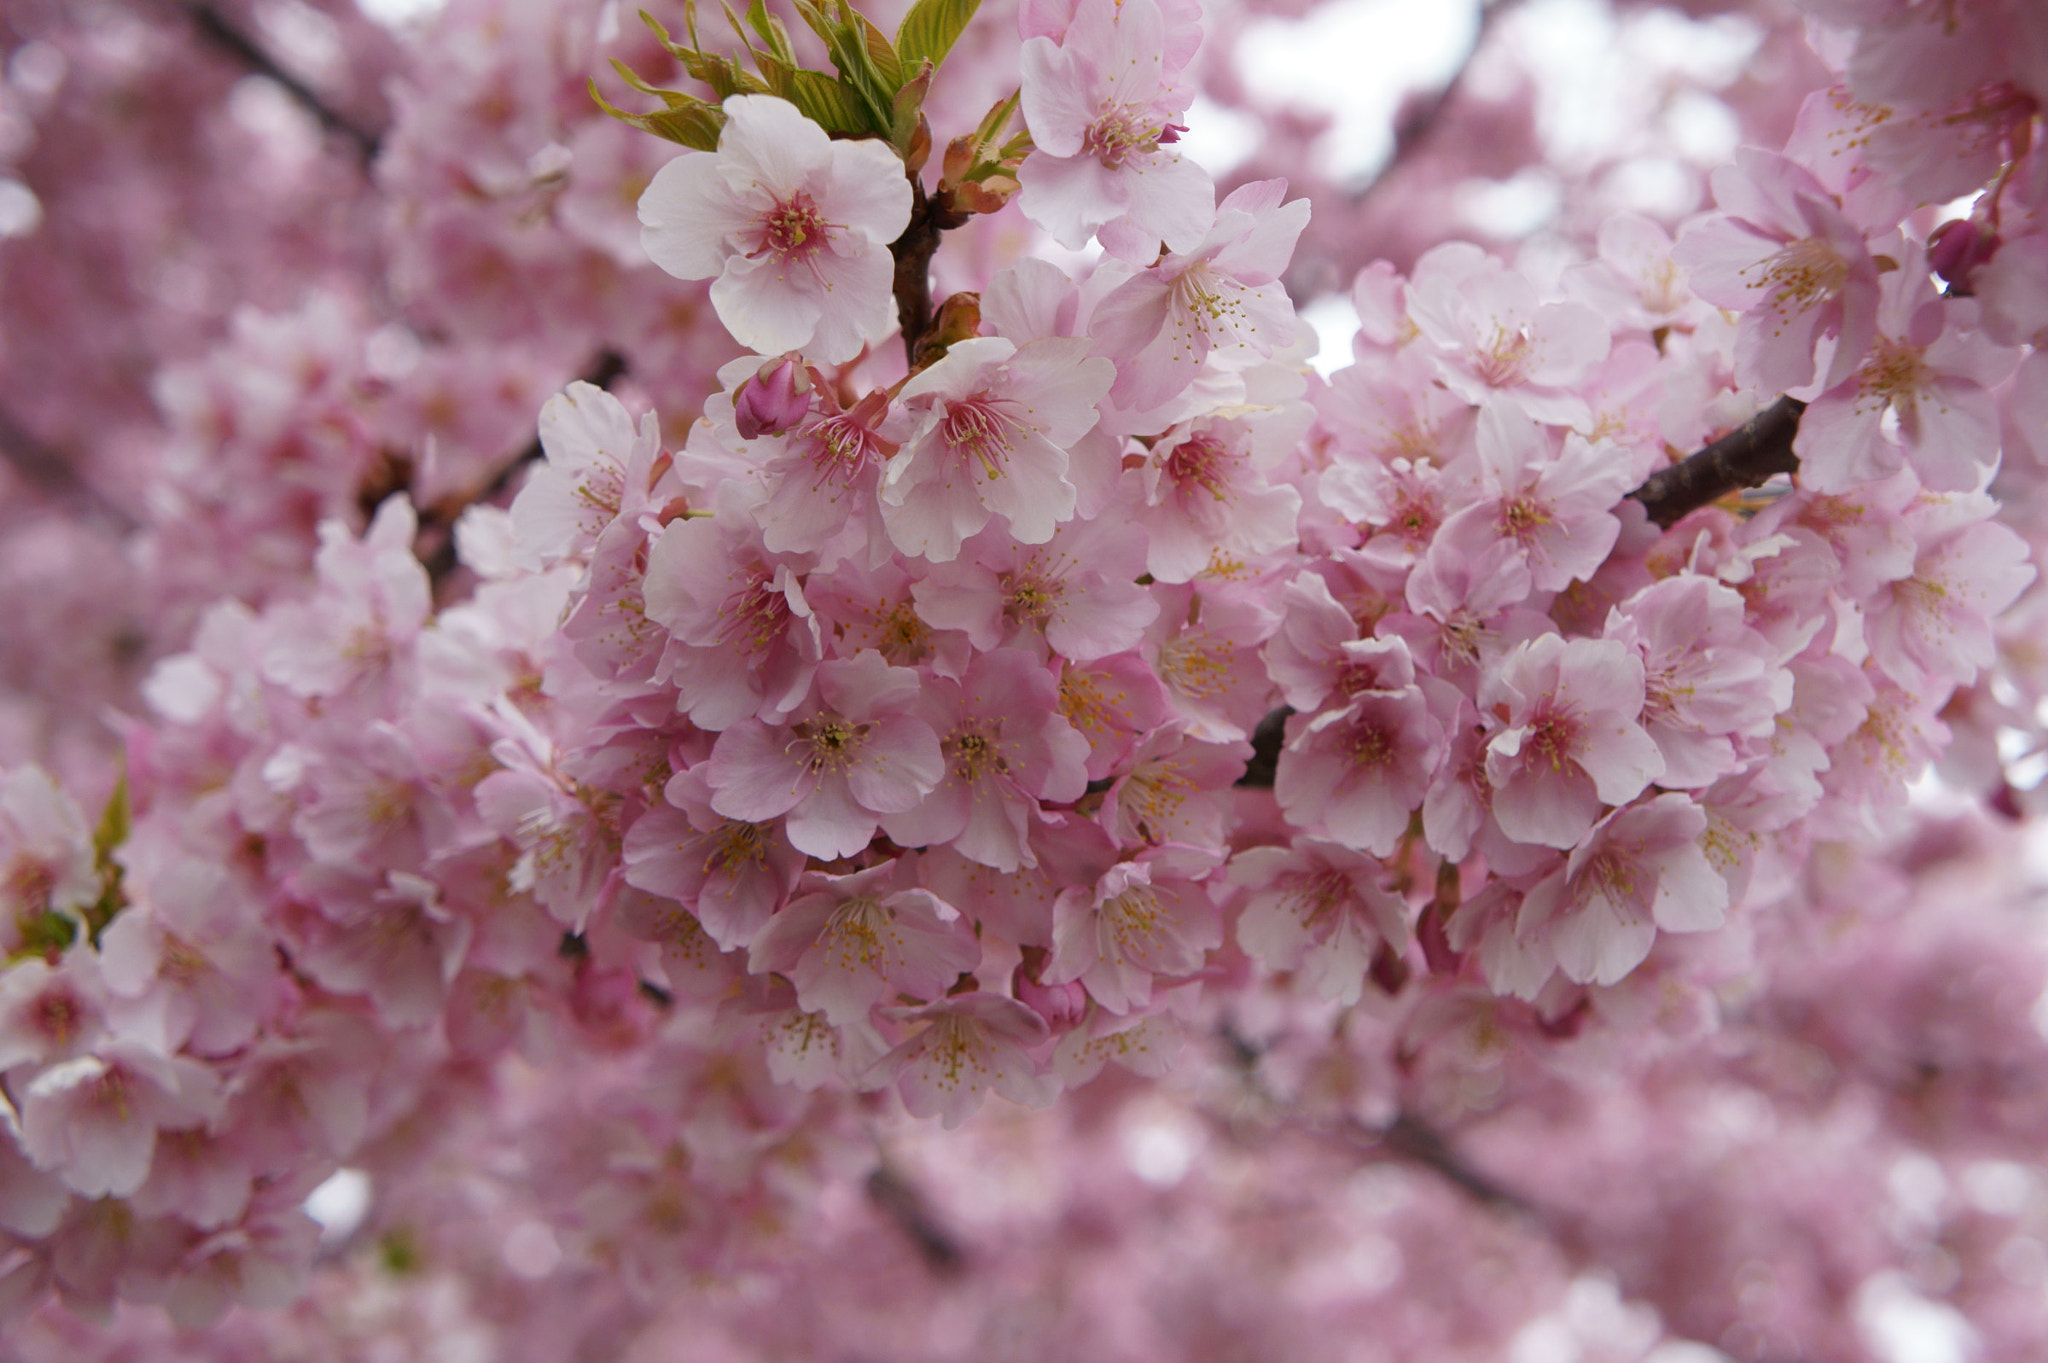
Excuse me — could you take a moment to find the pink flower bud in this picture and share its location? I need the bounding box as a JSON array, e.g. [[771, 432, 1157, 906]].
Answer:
[[1014, 959, 1087, 1031], [1928, 218, 2000, 297], [734, 357, 812, 440]]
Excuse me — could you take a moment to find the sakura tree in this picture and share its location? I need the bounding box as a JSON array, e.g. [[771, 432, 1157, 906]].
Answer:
[[1, 0, 2046, 1357]]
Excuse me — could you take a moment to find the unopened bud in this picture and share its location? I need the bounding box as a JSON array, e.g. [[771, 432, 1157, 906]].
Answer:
[[1929, 218, 2001, 297], [733, 357, 811, 440], [1014, 958, 1087, 1031]]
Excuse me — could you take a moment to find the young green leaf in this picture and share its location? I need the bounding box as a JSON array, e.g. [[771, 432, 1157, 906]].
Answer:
[[896, 0, 981, 72], [590, 78, 726, 151]]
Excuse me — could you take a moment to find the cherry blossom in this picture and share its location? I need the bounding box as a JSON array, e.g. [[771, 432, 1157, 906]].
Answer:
[[1018, 0, 1213, 260], [638, 96, 911, 363], [704, 652, 943, 860], [1482, 634, 1665, 849]]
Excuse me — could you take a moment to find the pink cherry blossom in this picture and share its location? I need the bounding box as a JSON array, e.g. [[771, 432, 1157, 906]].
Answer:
[[1516, 794, 1729, 989], [1018, 0, 1213, 261], [879, 336, 1114, 562], [1089, 180, 1311, 412], [704, 652, 943, 860], [15, 1038, 222, 1199], [877, 649, 1090, 871], [621, 767, 805, 953], [510, 380, 661, 569], [637, 96, 911, 363], [1129, 407, 1306, 583], [1603, 574, 1791, 789], [1793, 244, 2016, 492], [1428, 407, 1634, 595], [878, 992, 1053, 1129], [1231, 839, 1410, 1006], [1404, 242, 1611, 426], [1674, 147, 1884, 392], [1046, 847, 1222, 1013], [747, 862, 978, 1026], [1482, 634, 1665, 849]]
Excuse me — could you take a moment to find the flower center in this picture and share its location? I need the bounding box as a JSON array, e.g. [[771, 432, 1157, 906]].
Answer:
[[796, 717, 870, 774], [707, 820, 768, 876], [941, 396, 1022, 478], [1859, 336, 1929, 408], [1002, 567, 1065, 625], [1162, 434, 1237, 502], [1474, 324, 1535, 387], [1082, 106, 1161, 168], [717, 571, 794, 657], [821, 896, 892, 968], [1752, 237, 1850, 314], [802, 412, 884, 489], [1525, 709, 1580, 772], [946, 725, 1006, 783], [1171, 265, 1249, 335], [757, 191, 830, 263]]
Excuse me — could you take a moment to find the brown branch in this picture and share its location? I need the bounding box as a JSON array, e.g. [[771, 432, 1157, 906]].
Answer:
[[415, 349, 628, 584], [1233, 397, 1810, 791], [890, 182, 970, 366], [1350, 1114, 1532, 1216], [866, 1164, 966, 1274], [0, 405, 136, 530], [1628, 396, 1807, 530], [1355, 0, 1523, 197], [186, 3, 382, 162], [1237, 706, 1291, 790]]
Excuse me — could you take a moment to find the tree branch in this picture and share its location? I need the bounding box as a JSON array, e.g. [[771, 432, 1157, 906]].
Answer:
[[414, 349, 628, 584], [1350, 1114, 1532, 1216], [1355, 0, 1522, 197], [866, 1164, 966, 1274], [186, 2, 383, 162], [1627, 396, 1807, 530], [0, 405, 136, 530], [1234, 396, 1808, 790], [891, 182, 970, 366]]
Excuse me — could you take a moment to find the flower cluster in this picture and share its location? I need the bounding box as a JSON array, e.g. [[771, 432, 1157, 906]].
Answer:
[[0, 0, 2046, 1351]]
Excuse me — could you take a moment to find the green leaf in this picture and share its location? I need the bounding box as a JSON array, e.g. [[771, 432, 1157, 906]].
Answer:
[[793, 0, 896, 131], [744, 0, 797, 63], [848, 6, 904, 90], [81, 770, 129, 946], [890, 58, 933, 147], [640, 8, 694, 60], [91, 770, 128, 866], [10, 909, 76, 962], [787, 67, 874, 134], [590, 78, 726, 151], [896, 0, 980, 72]]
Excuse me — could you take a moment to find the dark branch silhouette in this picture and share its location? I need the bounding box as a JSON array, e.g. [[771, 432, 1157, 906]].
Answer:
[[187, 3, 383, 162], [415, 349, 628, 583], [1354, 0, 1523, 198], [0, 405, 135, 530], [1353, 1114, 1531, 1215], [891, 182, 972, 365], [866, 1165, 966, 1274], [1629, 395, 1807, 529]]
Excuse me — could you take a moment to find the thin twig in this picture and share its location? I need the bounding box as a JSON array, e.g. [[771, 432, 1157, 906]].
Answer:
[[186, 3, 383, 162], [416, 349, 628, 583], [0, 405, 136, 530], [1354, 0, 1522, 197], [866, 1164, 966, 1274], [1351, 1113, 1531, 1215]]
